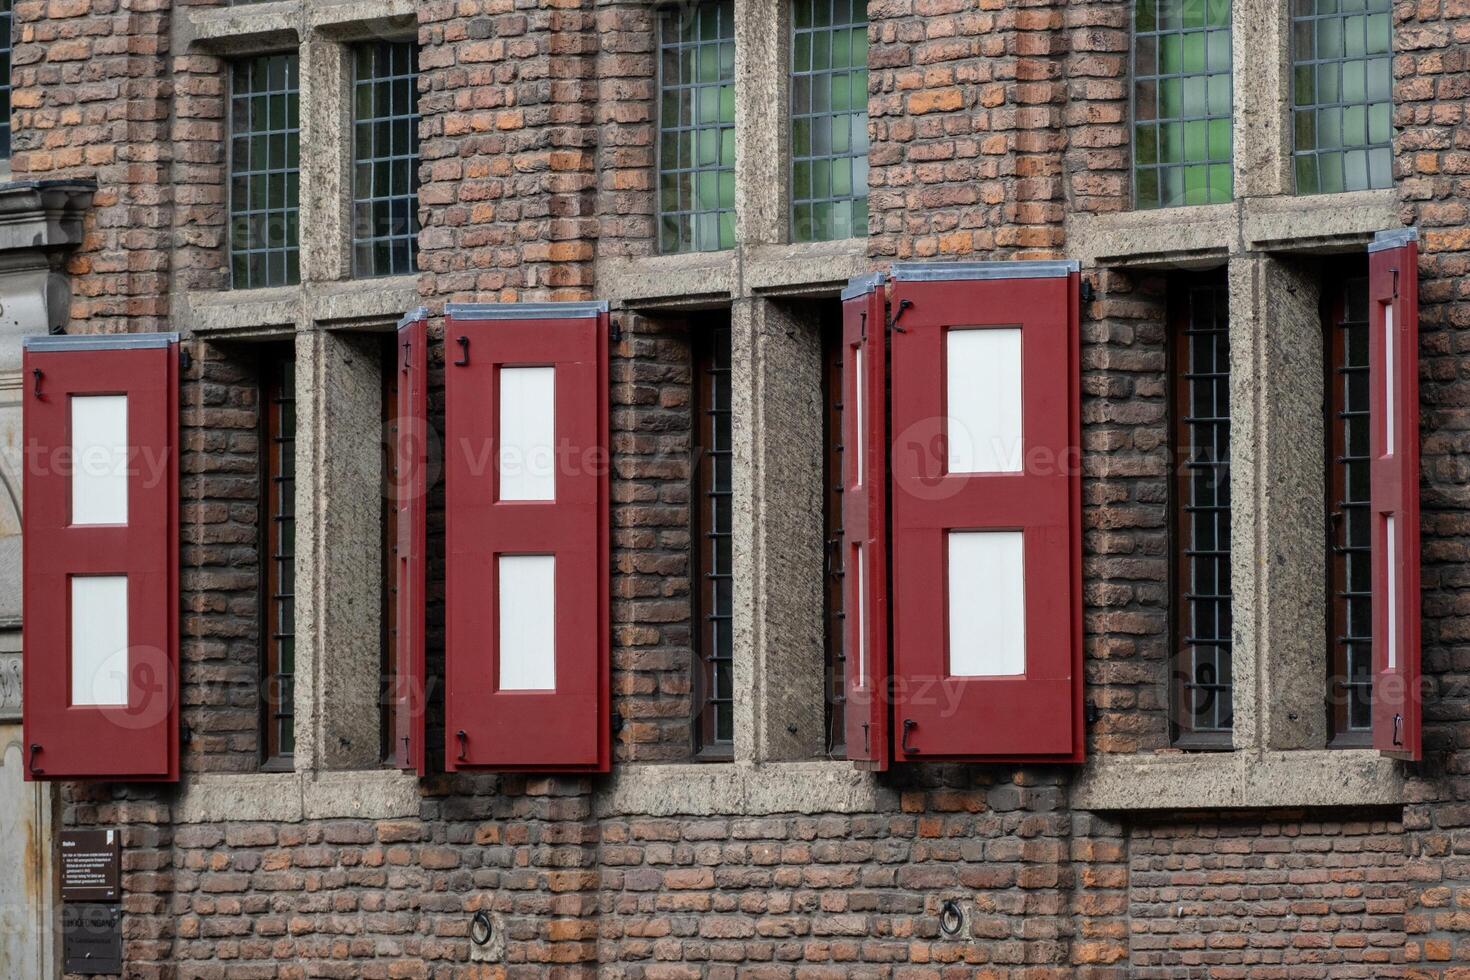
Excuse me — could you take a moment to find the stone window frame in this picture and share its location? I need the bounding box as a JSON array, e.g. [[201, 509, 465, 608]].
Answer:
[[174, 0, 420, 787], [1071, 0, 1409, 801]]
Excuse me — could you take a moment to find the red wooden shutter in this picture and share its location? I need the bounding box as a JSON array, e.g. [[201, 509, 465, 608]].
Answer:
[[444, 302, 610, 773], [841, 273, 891, 770], [1368, 229, 1422, 760], [888, 262, 1083, 763], [23, 333, 180, 781], [391, 309, 428, 774]]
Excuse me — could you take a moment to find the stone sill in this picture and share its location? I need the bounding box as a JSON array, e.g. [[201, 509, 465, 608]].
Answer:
[[181, 276, 418, 336], [1066, 189, 1399, 269], [174, 761, 893, 823], [596, 238, 871, 309], [181, 0, 414, 53], [1070, 748, 1404, 812]]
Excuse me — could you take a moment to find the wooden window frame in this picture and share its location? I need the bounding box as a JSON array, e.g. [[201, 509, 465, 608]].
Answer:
[[259, 349, 296, 770], [1170, 276, 1235, 750], [1324, 267, 1374, 747], [691, 317, 735, 760]]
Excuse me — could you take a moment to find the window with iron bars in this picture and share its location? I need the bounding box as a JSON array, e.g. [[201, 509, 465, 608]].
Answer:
[[658, 1, 736, 253], [260, 351, 297, 769], [692, 318, 734, 757], [352, 41, 420, 278], [229, 54, 301, 289], [1172, 278, 1234, 747]]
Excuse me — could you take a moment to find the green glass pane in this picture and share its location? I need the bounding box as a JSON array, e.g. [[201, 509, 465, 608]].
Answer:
[[1366, 13, 1390, 54], [1209, 163, 1232, 200], [793, 118, 811, 156], [795, 0, 812, 29], [1159, 34, 1182, 74], [833, 28, 851, 67], [1161, 121, 1184, 162], [1369, 146, 1391, 187], [1343, 60, 1366, 103], [718, 170, 735, 208], [1184, 119, 1207, 161], [833, 115, 851, 153], [1206, 29, 1230, 70], [720, 85, 735, 122], [660, 215, 680, 252], [1320, 150, 1344, 192], [1344, 148, 1369, 189], [831, 74, 850, 112], [660, 132, 680, 170], [813, 158, 830, 197], [795, 33, 811, 71], [1183, 76, 1206, 116], [1367, 57, 1390, 102], [852, 198, 868, 235], [698, 86, 718, 123], [1206, 0, 1230, 27], [661, 91, 680, 128], [816, 31, 832, 70], [681, 47, 696, 84], [1343, 104, 1366, 144], [1318, 16, 1343, 58], [659, 173, 679, 212], [1294, 65, 1314, 106], [1294, 108, 1317, 151], [1183, 0, 1204, 28], [1318, 63, 1340, 105], [699, 44, 718, 83], [1136, 0, 1157, 33], [793, 159, 811, 201], [1208, 118, 1231, 160], [720, 42, 735, 79], [814, 0, 831, 27], [1319, 107, 1342, 147], [1368, 101, 1390, 144], [698, 128, 717, 166], [1295, 153, 1318, 193], [1345, 15, 1367, 58], [700, 8, 718, 40], [1208, 75, 1231, 115], [721, 128, 736, 166], [1136, 124, 1159, 165], [832, 157, 852, 197], [793, 203, 812, 241], [853, 154, 868, 192], [1292, 19, 1313, 60], [852, 28, 868, 66], [1136, 167, 1159, 208], [1182, 33, 1206, 73], [718, 212, 735, 250], [1160, 78, 1182, 118]]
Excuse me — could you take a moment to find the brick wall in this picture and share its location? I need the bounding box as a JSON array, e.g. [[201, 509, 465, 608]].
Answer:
[[179, 344, 264, 774], [1129, 812, 1407, 978]]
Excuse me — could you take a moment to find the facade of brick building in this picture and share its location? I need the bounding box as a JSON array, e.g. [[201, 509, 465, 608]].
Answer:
[[0, 0, 1466, 976]]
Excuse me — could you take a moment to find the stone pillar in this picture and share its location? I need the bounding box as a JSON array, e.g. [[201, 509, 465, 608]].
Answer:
[[1232, 0, 1291, 198], [298, 36, 352, 283], [730, 296, 826, 763], [1228, 254, 1327, 751], [292, 328, 386, 770]]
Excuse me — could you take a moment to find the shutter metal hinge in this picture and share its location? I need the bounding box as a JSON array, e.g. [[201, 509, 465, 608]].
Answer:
[[1392, 267, 1400, 299], [31, 368, 43, 399], [888, 299, 913, 334], [27, 743, 42, 775], [453, 336, 470, 367], [1080, 278, 1096, 304], [179, 346, 192, 373], [610, 316, 622, 344]]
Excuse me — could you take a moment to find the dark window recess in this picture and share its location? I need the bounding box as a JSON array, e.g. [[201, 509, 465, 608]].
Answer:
[[822, 312, 847, 757], [261, 353, 297, 768], [692, 319, 734, 757], [352, 41, 420, 278], [229, 54, 301, 289], [1327, 272, 1373, 745], [0, 1, 13, 159], [1172, 279, 1234, 747], [381, 343, 400, 762]]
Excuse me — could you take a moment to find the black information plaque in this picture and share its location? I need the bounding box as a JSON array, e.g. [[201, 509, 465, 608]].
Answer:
[[60, 829, 121, 902], [62, 904, 123, 975]]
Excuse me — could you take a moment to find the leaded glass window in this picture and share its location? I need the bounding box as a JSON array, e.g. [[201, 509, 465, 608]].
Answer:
[[1291, 0, 1392, 194], [352, 41, 420, 278], [229, 54, 301, 289], [791, 0, 869, 242], [1133, 0, 1233, 209], [658, 1, 736, 253], [0, 1, 13, 160]]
